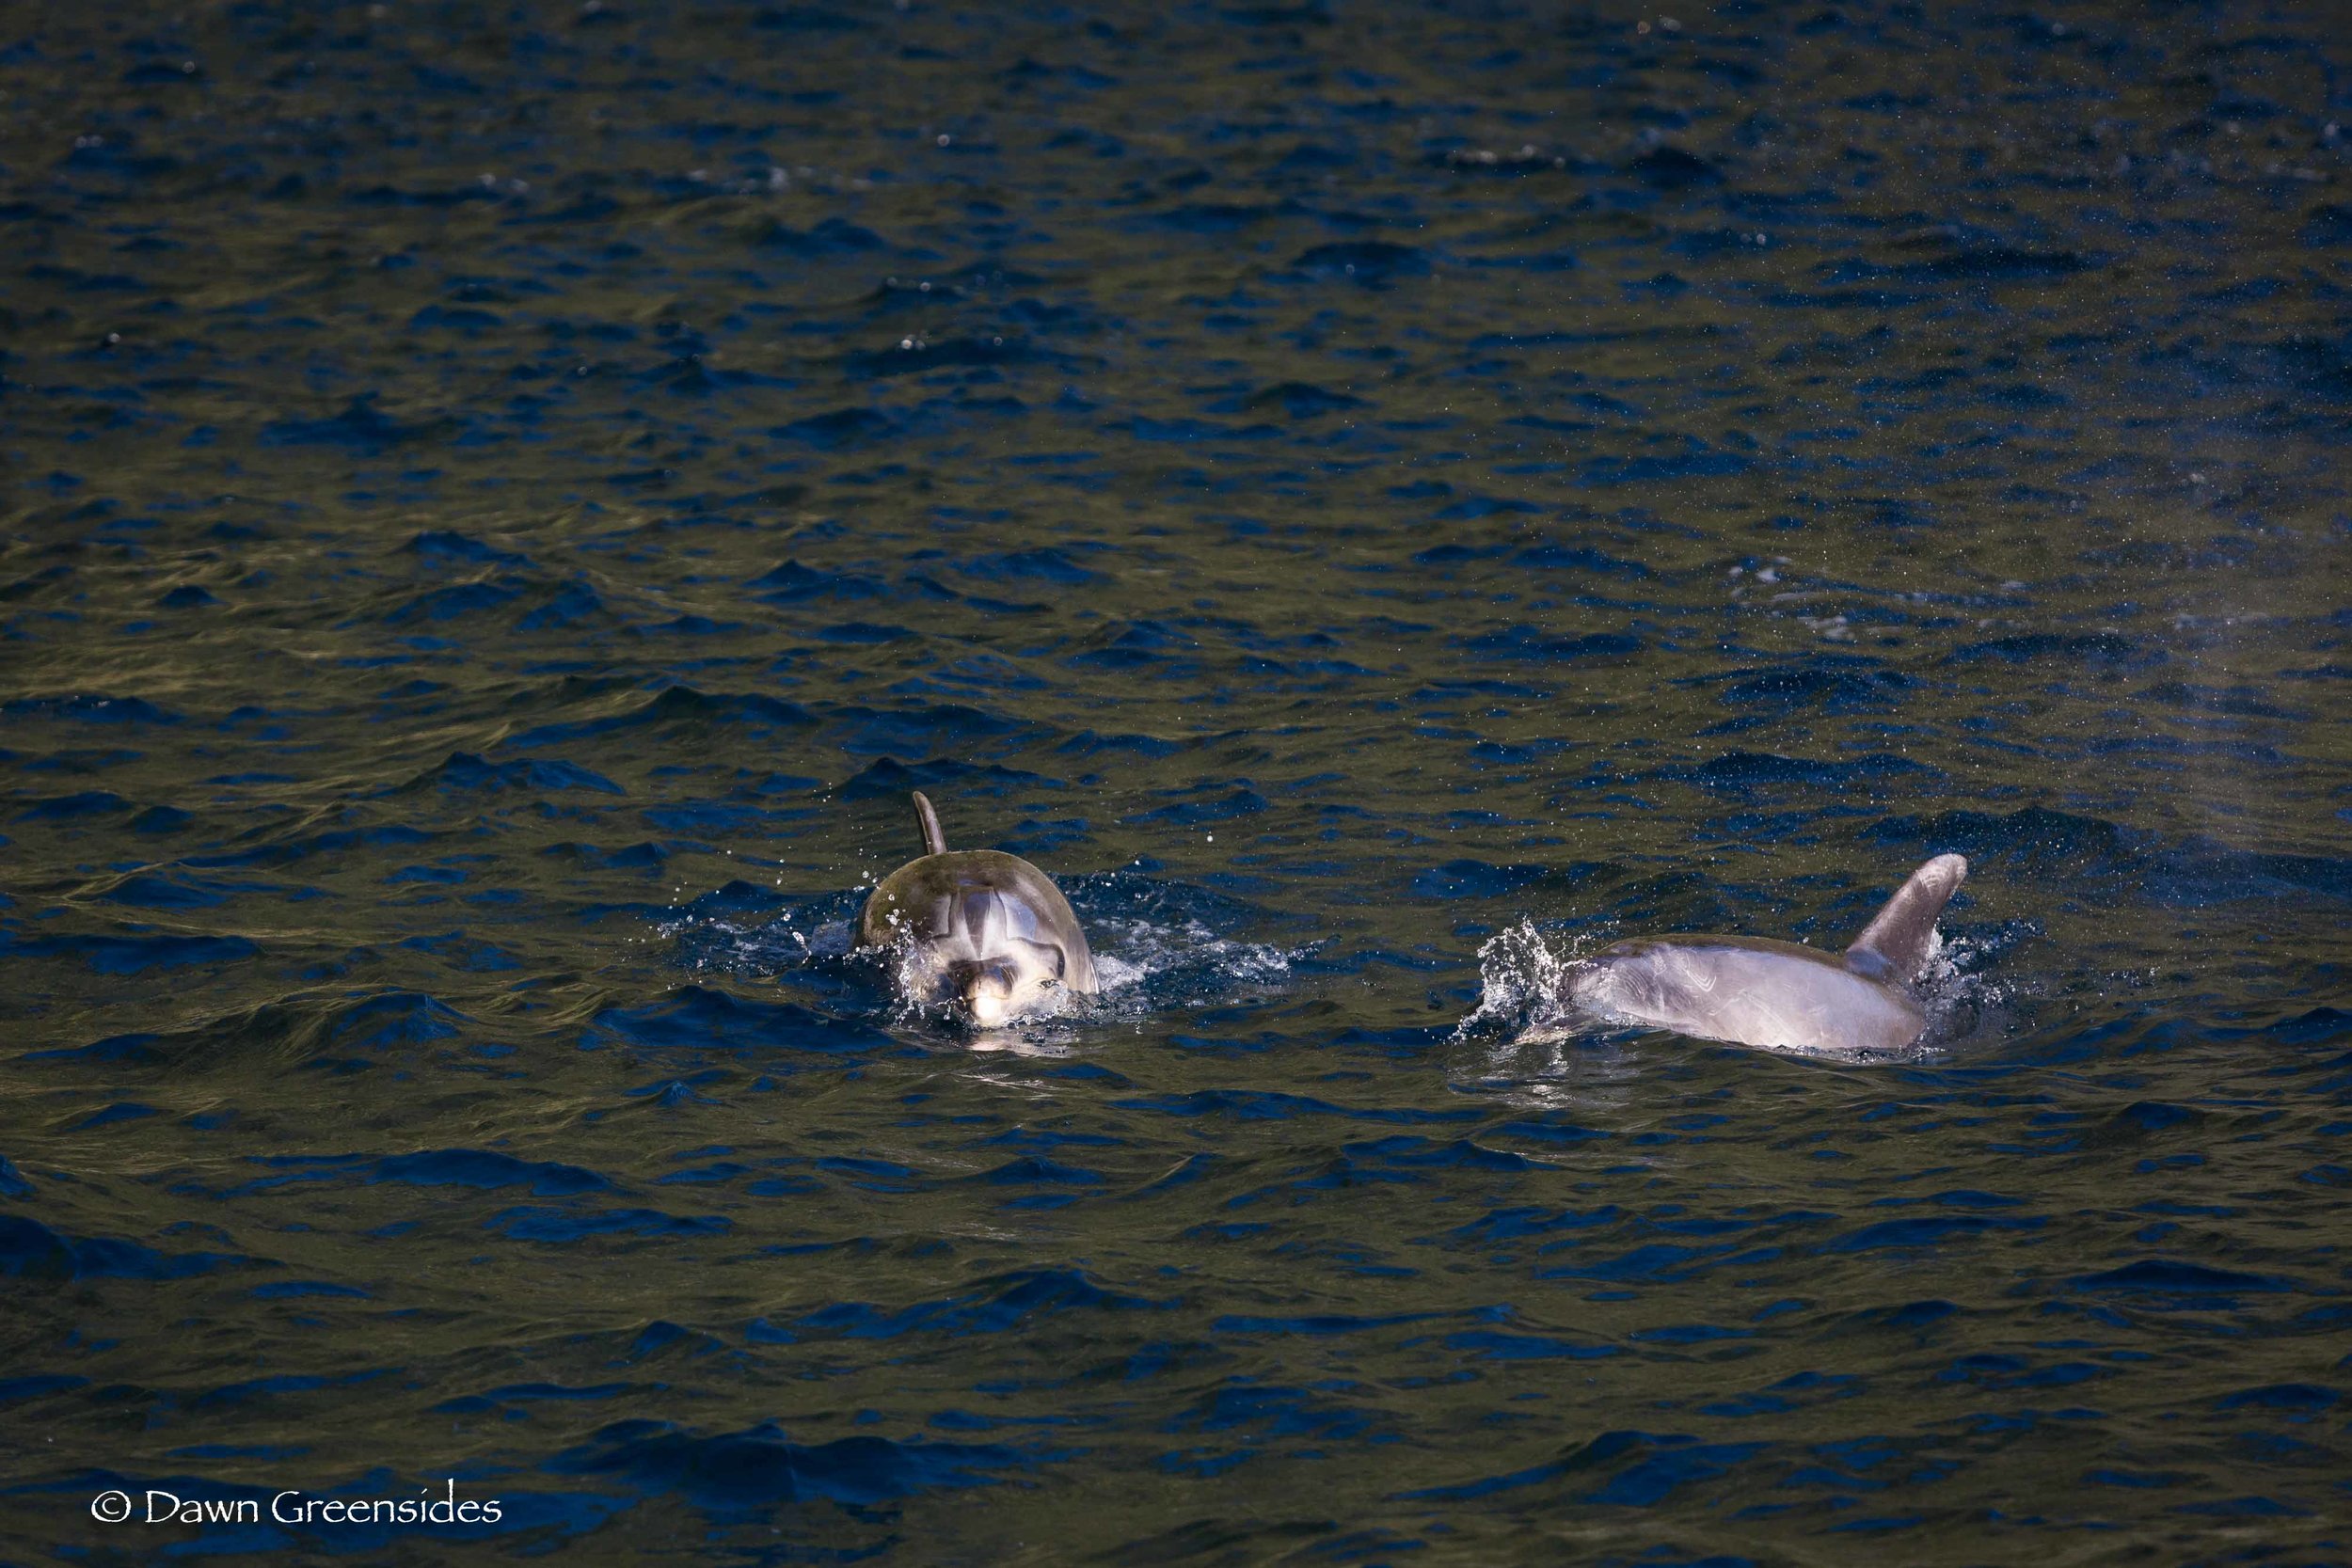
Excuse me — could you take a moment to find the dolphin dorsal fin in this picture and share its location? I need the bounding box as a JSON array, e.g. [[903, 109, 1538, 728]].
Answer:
[[1845, 853, 1968, 984], [911, 791, 947, 857]]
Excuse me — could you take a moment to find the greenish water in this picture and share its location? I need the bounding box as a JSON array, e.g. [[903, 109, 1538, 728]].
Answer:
[[4, 1, 2349, 1562]]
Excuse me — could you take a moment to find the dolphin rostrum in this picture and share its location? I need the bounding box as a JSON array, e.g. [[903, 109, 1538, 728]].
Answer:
[[1565, 854, 1969, 1054], [858, 791, 1098, 1026]]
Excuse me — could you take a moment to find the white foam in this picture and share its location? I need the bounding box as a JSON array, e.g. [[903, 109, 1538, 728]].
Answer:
[[1454, 920, 1607, 1042], [1092, 952, 1148, 990], [1081, 915, 1304, 1018]]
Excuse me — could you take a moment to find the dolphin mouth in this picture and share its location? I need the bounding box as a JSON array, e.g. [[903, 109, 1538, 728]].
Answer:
[[882, 942, 1071, 1030], [946, 956, 1024, 1028]]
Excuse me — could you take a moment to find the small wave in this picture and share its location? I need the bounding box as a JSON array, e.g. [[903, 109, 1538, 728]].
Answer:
[[547, 1419, 1021, 1511]]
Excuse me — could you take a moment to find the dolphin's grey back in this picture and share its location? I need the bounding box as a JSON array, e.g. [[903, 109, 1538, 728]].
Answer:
[[1571, 935, 1925, 1055], [1565, 852, 1973, 1054], [1844, 853, 1968, 983]]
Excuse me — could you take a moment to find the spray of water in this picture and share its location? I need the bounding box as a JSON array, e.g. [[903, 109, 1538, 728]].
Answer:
[[1453, 920, 1606, 1043]]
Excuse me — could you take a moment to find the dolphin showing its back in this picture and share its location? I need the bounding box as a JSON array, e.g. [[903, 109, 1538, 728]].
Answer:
[[1565, 854, 1969, 1055], [858, 792, 1097, 1026]]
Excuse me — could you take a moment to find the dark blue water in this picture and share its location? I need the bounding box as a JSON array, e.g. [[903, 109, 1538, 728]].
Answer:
[[5, 1, 2350, 1560]]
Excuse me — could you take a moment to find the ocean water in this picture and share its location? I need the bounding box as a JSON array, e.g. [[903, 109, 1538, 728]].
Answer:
[[4, 1, 2349, 1561]]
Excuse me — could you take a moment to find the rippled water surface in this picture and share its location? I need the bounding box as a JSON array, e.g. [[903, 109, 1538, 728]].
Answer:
[[6, 1, 2351, 1560]]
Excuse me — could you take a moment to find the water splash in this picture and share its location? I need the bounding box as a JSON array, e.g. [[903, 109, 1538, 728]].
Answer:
[[1453, 920, 1608, 1043], [1085, 915, 1301, 1015], [1908, 922, 2035, 1054]]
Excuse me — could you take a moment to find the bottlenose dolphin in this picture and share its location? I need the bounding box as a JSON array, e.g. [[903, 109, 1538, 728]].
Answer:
[[858, 791, 1098, 1026], [1565, 854, 1969, 1054]]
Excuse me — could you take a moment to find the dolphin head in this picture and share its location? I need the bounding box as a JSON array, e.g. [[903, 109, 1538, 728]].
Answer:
[[866, 858, 1094, 1027], [857, 797, 1099, 1030], [945, 953, 1058, 1028]]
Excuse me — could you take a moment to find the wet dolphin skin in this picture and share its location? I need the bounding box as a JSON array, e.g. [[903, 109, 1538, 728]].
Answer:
[[857, 791, 1098, 1026], [1566, 854, 1969, 1054]]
